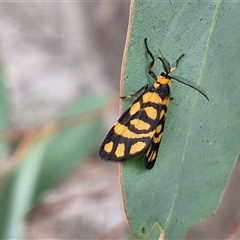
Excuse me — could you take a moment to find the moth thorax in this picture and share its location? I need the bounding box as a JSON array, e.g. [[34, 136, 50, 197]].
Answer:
[[157, 75, 171, 85]]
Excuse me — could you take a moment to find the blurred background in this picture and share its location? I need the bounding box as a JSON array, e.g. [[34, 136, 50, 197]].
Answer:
[[0, 2, 130, 239], [0, 2, 240, 239], [0, 2, 128, 126]]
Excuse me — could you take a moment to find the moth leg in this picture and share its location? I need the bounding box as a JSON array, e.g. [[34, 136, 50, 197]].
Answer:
[[120, 84, 148, 99], [144, 38, 158, 81], [170, 54, 185, 72]]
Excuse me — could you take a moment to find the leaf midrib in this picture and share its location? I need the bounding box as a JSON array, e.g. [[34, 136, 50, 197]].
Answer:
[[163, 0, 222, 232]]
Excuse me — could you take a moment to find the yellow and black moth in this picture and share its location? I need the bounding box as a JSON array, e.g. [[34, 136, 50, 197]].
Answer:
[[99, 38, 209, 169]]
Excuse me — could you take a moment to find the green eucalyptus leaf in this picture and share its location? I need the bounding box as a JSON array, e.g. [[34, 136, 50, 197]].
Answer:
[[121, 1, 240, 239]]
